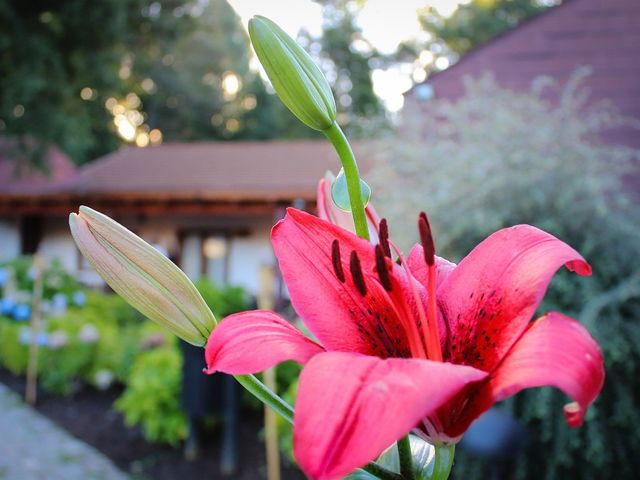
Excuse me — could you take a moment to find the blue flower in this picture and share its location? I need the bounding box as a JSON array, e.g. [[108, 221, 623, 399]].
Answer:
[[13, 304, 31, 321], [72, 291, 87, 308], [1, 297, 15, 316]]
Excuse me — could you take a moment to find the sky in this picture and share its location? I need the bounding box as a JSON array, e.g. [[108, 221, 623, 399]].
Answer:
[[227, 0, 466, 112]]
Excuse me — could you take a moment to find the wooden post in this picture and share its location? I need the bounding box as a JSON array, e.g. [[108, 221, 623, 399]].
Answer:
[[25, 254, 44, 405], [258, 264, 281, 480]]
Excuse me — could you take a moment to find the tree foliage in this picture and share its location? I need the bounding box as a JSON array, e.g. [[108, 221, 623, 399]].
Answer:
[[0, 0, 139, 164], [369, 71, 640, 479], [0, 0, 288, 165], [419, 0, 555, 56], [306, 0, 385, 135]]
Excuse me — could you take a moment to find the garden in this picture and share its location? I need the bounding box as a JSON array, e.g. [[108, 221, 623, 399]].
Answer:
[[2, 1, 640, 479], [0, 256, 304, 478]]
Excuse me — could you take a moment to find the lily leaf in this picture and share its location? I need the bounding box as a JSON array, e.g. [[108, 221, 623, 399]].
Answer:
[[331, 167, 371, 213], [345, 435, 436, 480]]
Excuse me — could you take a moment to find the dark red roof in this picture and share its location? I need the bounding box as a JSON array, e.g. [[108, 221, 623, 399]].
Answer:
[[0, 142, 76, 194], [69, 141, 353, 201], [0, 141, 373, 215], [408, 0, 640, 146]]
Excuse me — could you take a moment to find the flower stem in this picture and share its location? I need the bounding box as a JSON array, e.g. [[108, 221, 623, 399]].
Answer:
[[430, 444, 455, 480], [323, 122, 370, 241], [397, 435, 416, 480], [234, 374, 294, 423], [361, 463, 404, 480]]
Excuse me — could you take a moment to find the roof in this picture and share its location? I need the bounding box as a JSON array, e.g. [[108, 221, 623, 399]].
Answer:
[[407, 0, 640, 145], [0, 142, 76, 194], [0, 140, 371, 215], [70, 141, 355, 201]]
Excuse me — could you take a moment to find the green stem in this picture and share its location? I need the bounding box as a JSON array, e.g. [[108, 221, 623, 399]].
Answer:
[[429, 444, 455, 480], [234, 374, 294, 423], [398, 435, 415, 480], [323, 122, 370, 241], [361, 463, 404, 480]]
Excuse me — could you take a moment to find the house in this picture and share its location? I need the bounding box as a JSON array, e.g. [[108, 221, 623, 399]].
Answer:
[[405, 0, 640, 148], [0, 141, 365, 294]]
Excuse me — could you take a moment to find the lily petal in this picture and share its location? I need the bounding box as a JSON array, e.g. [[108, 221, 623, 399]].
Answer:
[[444, 312, 604, 438], [294, 352, 487, 480], [272, 208, 409, 356], [205, 310, 324, 374], [407, 245, 456, 290], [438, 225, 591, 371]]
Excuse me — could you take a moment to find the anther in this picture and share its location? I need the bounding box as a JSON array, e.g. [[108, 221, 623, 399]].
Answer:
[[331, 239, 345, 282], [375, 245, 393, 292], [349, 250, 367, 296], [378, 218, 392, 258], [418, 212, 435, 266]]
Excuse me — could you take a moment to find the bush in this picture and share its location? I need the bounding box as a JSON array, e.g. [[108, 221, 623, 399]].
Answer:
[[369, 70, 640, 479], [0, 257, 255, 447], [115, 338, 187, 445]]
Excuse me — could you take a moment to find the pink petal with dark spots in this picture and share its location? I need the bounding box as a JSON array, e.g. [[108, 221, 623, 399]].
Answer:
[[438, 225, 591, 371]]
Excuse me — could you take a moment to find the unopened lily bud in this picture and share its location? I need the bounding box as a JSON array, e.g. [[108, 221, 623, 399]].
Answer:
[[249, 15, 336, 131], [69, 206, 216, 346]]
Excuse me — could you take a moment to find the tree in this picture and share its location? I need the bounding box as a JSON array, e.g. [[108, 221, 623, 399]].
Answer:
[[0, 0, 138, 165], [0, 0, 285, 166], [127, 0, 281, 143], [309, 0, 385, 136], [419, 0, 556, 56]]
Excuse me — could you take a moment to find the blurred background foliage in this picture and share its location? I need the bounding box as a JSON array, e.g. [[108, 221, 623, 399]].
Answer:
[[368, 71, 640, 479], [0, 257, 251, 445], [0, 0, 551, 166]]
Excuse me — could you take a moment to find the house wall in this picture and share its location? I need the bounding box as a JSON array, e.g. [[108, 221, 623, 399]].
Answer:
[[179, 218, 276, 296], [38, 218, 78, 272], [0, 219, 20, 262], [1, 211, 279, 297], [227, 219, 276, 296]]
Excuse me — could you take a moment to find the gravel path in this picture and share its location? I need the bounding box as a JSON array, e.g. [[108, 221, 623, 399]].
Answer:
[[0, 383, 129, 480]]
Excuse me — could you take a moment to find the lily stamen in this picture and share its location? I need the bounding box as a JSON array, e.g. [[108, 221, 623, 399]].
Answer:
[[349, 250, 368, 297], [418, 212, 443, 362], [374, 245, 393, 292], [331, 239, 345, 282], [379, 218, 392, 258]]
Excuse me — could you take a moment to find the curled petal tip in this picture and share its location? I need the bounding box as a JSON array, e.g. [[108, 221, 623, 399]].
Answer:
[[563, 401, 584, 427]]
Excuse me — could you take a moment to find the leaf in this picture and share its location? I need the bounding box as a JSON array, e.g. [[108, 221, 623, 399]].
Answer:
[[331, 167, 371, 213], [344, 435, 437, 480]]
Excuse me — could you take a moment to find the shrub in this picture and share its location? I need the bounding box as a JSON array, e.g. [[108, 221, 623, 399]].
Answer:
[[369, 71, 640, 479], [115, 339, 187, 445]]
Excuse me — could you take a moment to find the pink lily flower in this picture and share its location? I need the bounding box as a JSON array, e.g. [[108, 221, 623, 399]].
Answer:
[[205, 207, 604, 480]]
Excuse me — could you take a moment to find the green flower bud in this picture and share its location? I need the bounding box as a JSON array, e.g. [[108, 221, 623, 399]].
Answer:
[[69, 206, 216, 346], [249, 15, 336, 131]]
